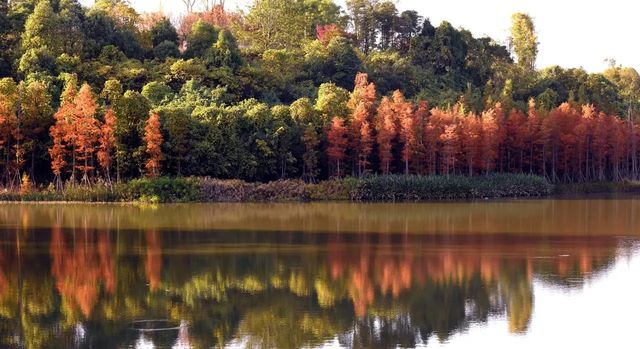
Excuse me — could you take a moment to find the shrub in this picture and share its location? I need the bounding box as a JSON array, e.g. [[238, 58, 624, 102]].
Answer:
[[199, 178, 310, 202], [554, 180, 640, 195], [0, 174, 553, 203], [347, 174, 552, 201], [116, 177, 201, 203], [200, 178, 255, 202], [250, 180, 310, 201]]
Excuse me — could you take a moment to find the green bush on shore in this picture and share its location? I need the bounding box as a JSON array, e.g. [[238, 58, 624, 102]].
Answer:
[[0, 174, 555, 203], [117, 177, 202, 203], [554, 180, 640, 195], [346, 174, 553, 201]]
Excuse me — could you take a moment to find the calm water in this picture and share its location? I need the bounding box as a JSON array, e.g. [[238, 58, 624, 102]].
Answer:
[[0, 200, 639, 348]]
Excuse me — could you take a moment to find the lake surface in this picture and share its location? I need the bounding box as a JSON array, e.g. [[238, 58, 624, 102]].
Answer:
[[0, 200, 639, 348]]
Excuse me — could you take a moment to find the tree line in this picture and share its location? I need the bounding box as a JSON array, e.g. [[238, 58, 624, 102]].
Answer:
[[1, 0, 640, 186], [1, 71, 639, 188], [326, 73, 639, 183]]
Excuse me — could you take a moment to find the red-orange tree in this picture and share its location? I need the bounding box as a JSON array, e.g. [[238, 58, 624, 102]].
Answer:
[[49, 78, 78, 189], [326, 117, 348, 177], [375, 96, 396, 174], [144, 111, 163, 178], [98, 108, 117, 182], [348, 73, 376, 176], [0, 81, 19, 187], [74, 84, 100, 184]]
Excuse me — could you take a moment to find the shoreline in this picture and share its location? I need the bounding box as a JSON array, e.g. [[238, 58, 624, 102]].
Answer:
[[2, 175, 640, 204]]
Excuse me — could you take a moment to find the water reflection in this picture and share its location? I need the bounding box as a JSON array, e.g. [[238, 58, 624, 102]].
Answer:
[[0, 201, 638, 348]]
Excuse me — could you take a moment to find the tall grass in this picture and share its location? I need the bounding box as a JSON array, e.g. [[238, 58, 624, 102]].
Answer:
[[346, 174, 552, 201], [0, 174, 553, 203]]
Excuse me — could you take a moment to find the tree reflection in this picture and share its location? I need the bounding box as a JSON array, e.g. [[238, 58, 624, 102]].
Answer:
[[0, 204, 630, 348], [50, 226, 115, 320], [145, 229, 162, 292]]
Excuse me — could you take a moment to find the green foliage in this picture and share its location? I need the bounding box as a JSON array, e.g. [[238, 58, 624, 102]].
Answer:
[[0, 0, 638, 190], [141, 81, 173, 106], [170, 59, 208, 82], [315, 82, 350, 121], [154, 40, 180, 61], [184, 20, 219, 59], [365, 50, 415, 95], [113, 90, 151, 179], [240, 0, 340, 51], [302, 37, 363, 90], [510, 13, 538, 71], [150, 17, 178, 47], [348, 174, 552, 201], [207, 29, 243, 69], [554, 181, 640, 195], [118, 177, 202, 202]]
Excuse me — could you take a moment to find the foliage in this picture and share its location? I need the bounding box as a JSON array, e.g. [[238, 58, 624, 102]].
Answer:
[[348, 174, 552, 201], [144, 111, 163, 178], [509, 13, 538, 71], [0, 0, 640, 193], [118, 177, 201, 202]]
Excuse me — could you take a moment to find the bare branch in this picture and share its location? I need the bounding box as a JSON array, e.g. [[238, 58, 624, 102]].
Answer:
[[181, 0, 197, 13]]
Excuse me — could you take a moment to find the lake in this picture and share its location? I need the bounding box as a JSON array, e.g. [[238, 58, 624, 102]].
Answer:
[[0, 200, 639, 348]]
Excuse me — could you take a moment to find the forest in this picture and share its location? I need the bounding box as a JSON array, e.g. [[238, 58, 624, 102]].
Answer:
[[2, 0, 640, 191]]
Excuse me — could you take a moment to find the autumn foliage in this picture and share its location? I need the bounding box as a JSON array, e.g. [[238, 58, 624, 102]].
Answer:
[[327, 117, 348, 177], [97, 108, 117, 182], [316, 24, 344, 46], [2, 71, 640, 190], [324, 72, 640, 183], [144, 111, 163, 179], [48, 80, 102, 187]]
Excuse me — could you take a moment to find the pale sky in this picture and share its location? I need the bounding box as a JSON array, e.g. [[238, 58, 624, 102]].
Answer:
[[80, 0, 638, 73]]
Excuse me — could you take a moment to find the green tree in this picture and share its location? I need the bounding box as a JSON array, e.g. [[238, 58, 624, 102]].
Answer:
[[346, 0, 378, 53], [19, 0, 57, 74], [241, 0, 305, 51], [510, 13, 538, 71], [142, 81, 173, 106], [154, 40, 180, 60], [101, 79, 123, 106], [113, 90, 151, 180], [365, 51, 415, 96], [150, 17, 179, 47], [374, 0, 397, 50], [170, 59, 208, 83], [240, 0, 340, 51], [20, 80, 53, 179], [184, 19, 219, 58], [92, 0, 140, 32], [157, 106, 190, 175], [604, 65, 640, 112], [207, 29, 243, 69], [315, 82, 350, 122]]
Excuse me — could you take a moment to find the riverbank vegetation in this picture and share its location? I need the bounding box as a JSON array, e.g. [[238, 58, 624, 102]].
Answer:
[[2, 0, 640, 200], [0, 174, 552, 203]]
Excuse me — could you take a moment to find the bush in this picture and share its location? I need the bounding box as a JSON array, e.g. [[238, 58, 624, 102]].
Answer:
[[346, 174, 552, 201], [308, 177, 358, 201], [116, 177, 201, 203], [554, 180, 640, 195], [0, 174, 553, 203], [199, 178, 310, 202], [200, 178, 255, 202], [250, 180, 310, 201]]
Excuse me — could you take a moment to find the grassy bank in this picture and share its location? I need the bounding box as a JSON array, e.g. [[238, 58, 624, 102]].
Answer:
[[554, 181, 640, 196], [0, 174, 555, 203]]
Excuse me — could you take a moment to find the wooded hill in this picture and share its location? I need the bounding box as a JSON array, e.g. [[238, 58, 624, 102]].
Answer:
[[1, 0, 639, 186]]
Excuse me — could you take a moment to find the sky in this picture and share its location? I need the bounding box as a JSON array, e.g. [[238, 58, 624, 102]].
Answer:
[[79, 0, 638, 73]]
